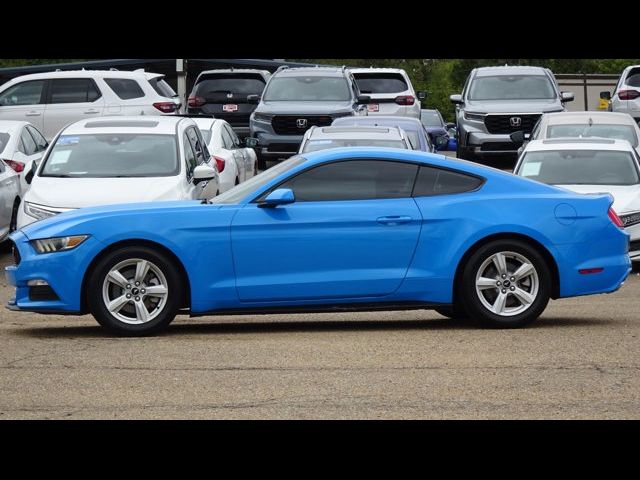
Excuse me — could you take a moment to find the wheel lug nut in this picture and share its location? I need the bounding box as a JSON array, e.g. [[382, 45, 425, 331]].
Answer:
[[501, 289, 507, 294], [496, 281, 501, 286], [141, 289, 146, 294], [135, 296, 140, 301], [510, 286, 515, 291], [501, 274, 506, 278], [510, 277, 515, 281], [126, 294, 131, 299], [135, 281, 140, 286], [126, 284, 131, 289]]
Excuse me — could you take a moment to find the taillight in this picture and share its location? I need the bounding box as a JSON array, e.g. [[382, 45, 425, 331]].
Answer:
[[213, 156, 225, 173], [608, 207, 624, 228], [188, 95, 205, 108], [3, 159, 24, 173], [395, 95, 415, 105], [618, 89, 640, 101], [153, 102, 178, 113]]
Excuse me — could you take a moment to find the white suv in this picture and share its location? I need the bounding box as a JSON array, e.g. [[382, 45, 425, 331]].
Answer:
[[608, 65, 640, 124], [0, 70, 181, 141], [349, 68, 424, 119]]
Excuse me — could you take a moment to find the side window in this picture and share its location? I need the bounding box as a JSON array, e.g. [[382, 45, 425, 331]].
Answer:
[[104, 78, 145, 100], [183, 132, 197, 180], [275, 160, 418, 202], [20, 128, 37, 155], [26, 126, 48, 152], [49, 79, 102, 104], [186, 127, 207, 165], [226, 125, 241, 148], [413, 166, 483, 196], [220, 126, 234, 150], [0, 80, 45, 106]]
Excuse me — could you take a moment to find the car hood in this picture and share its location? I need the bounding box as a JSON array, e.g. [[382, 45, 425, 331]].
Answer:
[[464, 99, 562, 114], [557, 184, 640, 213], [256, 101, 354, 115], [26, 176, 185, 209]]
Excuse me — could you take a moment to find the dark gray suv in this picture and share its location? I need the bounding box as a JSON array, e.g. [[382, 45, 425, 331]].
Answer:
[[248, 66, 369, 168], [450, 66, 574, 162]]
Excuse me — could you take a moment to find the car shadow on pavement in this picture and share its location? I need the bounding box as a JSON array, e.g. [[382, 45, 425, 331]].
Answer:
[[8, 316, 615, 338]]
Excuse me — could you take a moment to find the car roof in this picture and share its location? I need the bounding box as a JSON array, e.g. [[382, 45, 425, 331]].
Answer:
[[524, 138, 635, 151], [474, 66, 548, 76], [60, 115, 193, 135], [276, 67, 346, 77], [4, 69, 163, 83], [542, 111, 638, 126], [349, 67, 408, 75], [310, 126, 403, 139], [190, 117, 221, 130], [197, 69, 271, 76], [0, 120, 30, 132], [333, 115, 423, 130]]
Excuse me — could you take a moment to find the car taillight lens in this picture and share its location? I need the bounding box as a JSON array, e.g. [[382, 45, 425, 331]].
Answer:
[[213, 156, 225, 173], [395, 95, 415, 105], [3, 159, 25, 173], [153, 102, 178, 113], [188, 95, 205, 108], [618, 89, 640, 101], [609, 207, 624, 228]]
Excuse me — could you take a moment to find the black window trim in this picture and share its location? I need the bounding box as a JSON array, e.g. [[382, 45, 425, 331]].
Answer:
[[45, 78, 103, 104]]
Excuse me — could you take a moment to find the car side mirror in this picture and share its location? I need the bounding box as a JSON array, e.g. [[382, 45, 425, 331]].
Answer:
[[258, 188, 295, 208], [561, 91, 575, 102], [450, 94, 463, 105], [510, 131, 526, 145], [247, 94, 261, 104], [600, 91, 611, 100], [417, 91, 426, 100], [435, 135, 449, 150], [357, 95, 371, 104], [193, 163, 217, 185], [25, 161, 37, 185], [445, 122, 456, 130], [245, 137, 259, 148]]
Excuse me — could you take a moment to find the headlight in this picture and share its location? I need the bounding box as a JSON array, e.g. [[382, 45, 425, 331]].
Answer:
[[463, 111, 486, 121], [252, 112, 272, 122], [24, 202, 60, 221], [31, 235, 89, 254]]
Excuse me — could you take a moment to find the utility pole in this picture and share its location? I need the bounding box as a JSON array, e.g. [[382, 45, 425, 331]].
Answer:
[[176, 59, 187, 113]]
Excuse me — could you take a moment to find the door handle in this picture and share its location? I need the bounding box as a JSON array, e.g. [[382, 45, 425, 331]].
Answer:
[[25, 111, 41, 117], [376, 216, 413, 225], [84, 109, 100, 114]]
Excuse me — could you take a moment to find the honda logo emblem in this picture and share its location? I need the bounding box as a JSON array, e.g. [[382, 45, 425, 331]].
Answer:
[[296, 118, 308, 129], [227, 93, 233, 99], [510, 117, 522, 127]]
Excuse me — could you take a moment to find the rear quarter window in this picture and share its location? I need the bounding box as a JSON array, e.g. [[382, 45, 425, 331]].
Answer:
[[104, 78, 145, 100], [625, 67, 640, 88], [413, 166, 483, 196]]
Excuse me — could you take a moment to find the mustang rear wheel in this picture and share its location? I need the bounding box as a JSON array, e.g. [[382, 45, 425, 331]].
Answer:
[[87, 246, 183, 336], [460, 240, 551, 328]]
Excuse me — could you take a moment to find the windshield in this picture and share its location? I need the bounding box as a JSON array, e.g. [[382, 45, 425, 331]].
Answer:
[[518, 150, 640, 186], [302, 139, 406, 153], [421, 111, 443, 127], [469, 75, 556, 100], [547, 124, 638, 147], [40, 134, 179, 178], [211, 155, 308, 204], [263, 76, 350, 102], [0, 132, 10, 155]]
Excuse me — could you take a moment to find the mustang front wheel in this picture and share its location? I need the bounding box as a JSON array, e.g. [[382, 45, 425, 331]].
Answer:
[[87, 246, 183, 336]]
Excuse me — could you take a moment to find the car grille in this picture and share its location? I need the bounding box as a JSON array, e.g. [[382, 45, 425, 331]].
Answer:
[[620, 212, 640, 228], [214, 113, 251, 127], [11, 242, 20, 266], [480, 142, 517, 151], [272, 115, 333, 135], [484, 114, 541, 134], [267, 143, 300, 153], [630, 240, 640, 252]]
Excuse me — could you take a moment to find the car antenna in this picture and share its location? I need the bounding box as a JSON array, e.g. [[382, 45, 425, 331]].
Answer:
[[588, 117, 593, 126]]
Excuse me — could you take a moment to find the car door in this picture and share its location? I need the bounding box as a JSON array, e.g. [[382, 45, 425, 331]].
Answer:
[[220, 124, 244, 181], [0, 80, 46, 131], [225, 124, 250, 181], [0, 159, 19, 236], [42, 78, 105, 139], [230, 159, 422, 302]]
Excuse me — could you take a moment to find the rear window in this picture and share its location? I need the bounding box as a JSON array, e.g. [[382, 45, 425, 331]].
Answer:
[[149, 77, 177, 98], [194, 73, 266, 101], [104, 78, 145, 100], [353, 73, 408, 94], [625, 67, 640, 88]]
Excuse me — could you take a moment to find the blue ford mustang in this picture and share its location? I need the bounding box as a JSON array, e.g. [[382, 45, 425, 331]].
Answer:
[[5, 147, 631, 335]]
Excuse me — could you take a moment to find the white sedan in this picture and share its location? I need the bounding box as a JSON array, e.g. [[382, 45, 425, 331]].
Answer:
[[514, 138, 640, 262], [18, 116, 219, 228], [0, 120, 48, 195], [192, 117, 257, 192]]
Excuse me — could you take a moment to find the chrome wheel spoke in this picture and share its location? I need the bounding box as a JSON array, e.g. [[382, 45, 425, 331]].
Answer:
[[145, 285, 167, 297], [492, 252, 508, 276], [107, 270, 129, 288], [477, 277, 498, 290], [512, 262, 534, 281], [107, 295, 129, 314], [134, 301, 150, 323], [512, 287, 535, 306], [135, 260, 150, 283], [492, 292, 508, 314]]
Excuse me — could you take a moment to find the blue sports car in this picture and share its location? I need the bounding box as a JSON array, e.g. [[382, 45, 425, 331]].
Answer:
[[5, 148, 631, 335]]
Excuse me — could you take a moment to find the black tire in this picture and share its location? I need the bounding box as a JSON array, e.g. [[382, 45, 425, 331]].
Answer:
[[459, 239, 551, 328], [86, 246, 184, 336], [9, 197, 19, 233], [257, 153, 267, 171], [435, 304, 468, 321]]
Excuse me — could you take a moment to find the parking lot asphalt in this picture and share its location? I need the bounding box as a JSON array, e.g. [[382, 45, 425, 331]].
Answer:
[[1, 248, 639, 420]]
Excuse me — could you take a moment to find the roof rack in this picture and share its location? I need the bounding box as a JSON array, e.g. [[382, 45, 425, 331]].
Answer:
[[275, 65, 289, 73]]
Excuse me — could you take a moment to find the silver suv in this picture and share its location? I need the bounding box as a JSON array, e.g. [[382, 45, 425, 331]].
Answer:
[[450, 66, 574, 162], [248, 66, 369, 169]]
